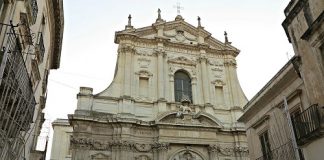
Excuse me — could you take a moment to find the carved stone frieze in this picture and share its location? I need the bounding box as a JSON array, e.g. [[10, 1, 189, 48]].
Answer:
[[151, 142, 169, 151], [134, 143, 152, 152], [118, 44, 136, 54], [168, 56, 197, 66], [224, 59, 237, 67], [135, 48, 154, 56], [207, 144, 249, 156], [208, 59, 224, 66]]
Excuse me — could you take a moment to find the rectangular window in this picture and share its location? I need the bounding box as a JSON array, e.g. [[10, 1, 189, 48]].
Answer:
[[260, 131, 271, 160], [215, 86, 224, 105], [139, 77, 149, 97]]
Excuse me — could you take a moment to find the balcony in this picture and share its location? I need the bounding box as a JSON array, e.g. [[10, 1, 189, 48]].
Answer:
[[256, 141, 296, 160], [35, 32, 45, 63], [292, 104, 324, 146]]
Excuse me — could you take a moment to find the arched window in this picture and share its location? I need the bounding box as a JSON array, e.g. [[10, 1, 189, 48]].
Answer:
[[174, 71, 192, 102]]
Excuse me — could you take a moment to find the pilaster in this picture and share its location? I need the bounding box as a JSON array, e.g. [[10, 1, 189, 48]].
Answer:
[[199, 55, 211, 104]]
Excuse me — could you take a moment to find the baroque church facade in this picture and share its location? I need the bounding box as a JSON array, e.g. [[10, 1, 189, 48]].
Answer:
[[51, 11, 249, 160]]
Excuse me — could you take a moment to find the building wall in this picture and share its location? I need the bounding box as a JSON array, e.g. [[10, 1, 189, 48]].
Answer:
[[283, 0, 324, 106], [282, 0, 324, 159], [0, 0, 63, 159], [50, 119, 73, 160], [239, 62, 308, 160]]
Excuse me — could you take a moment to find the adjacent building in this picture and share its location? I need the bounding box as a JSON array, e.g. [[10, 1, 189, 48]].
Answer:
[[239, 0, 324, 160], [0, 0, 64, 159], [51, 11, 249, 160]]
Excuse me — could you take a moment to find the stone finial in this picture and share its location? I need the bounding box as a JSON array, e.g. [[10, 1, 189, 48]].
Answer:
[[155, 8, 165, 23], [158, 8, 161, 19], [224, 31, 231, 44], [125, 14, 134, 30], [198, 16, 201, 27]]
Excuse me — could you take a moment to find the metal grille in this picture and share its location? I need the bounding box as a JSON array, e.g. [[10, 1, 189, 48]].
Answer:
[[291, 104, 322, 145], [174, 71, 192, 102], [256, 141, 296, 160], [0, 23, 36, 160]]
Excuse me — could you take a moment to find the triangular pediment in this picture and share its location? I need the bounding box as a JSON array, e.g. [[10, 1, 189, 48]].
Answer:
[[115, 19, 239, 51]]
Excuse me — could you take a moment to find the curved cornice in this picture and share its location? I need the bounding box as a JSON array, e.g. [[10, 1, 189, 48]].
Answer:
[[114, 19, 240, 56], [115, 33, 238, 57]]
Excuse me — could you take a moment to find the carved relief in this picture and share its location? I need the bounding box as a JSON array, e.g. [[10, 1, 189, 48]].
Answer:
[[211, 79, 226, 86], [91, 153, 111, 160], [118, 44, 135, 54], [151, 142, 169, 151], [135, 70, 153, 78], [135, 155, 152, 160], [138, 58, 151, 68], [168, 56, 197, 66], [135, 48, 154, 56], [208, 59, 224, 66], [158, 111, 221, 127], [211, 67, 224, 78], [208, 144, 249, 156], [171, 150, 204, 160], [163, 29, 197, 43], [224, 59, 237, 67], [134, 143, 152, 152]]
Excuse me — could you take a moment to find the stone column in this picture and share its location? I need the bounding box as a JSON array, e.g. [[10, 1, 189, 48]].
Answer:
[[200, 57, 210, 104]]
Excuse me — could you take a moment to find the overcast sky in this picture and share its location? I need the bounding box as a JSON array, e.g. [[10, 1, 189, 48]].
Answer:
[[41, 0, 293, 158]]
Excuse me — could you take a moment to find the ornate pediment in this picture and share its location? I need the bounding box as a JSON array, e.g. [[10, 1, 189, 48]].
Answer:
[[115, 19, 239, 52], [168, 56, 197, 66], [156, 111, 223, 128]]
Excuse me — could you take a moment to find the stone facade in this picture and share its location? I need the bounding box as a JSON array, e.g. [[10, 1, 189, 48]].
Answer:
[[52, 11, 249, 160], [239, 0, 324, 160], [51, 119, 73, 160], [0, 0, 63, 159]]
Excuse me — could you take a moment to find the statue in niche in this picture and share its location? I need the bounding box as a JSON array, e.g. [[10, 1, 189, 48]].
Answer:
[[176, 95, 193, 118]]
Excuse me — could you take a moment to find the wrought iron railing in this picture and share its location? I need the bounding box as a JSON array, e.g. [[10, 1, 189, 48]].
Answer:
[[0, 22, 36, 160], [256, 141, 296, 160], [35, 32, 45, 63], [291, 104, 323, 145]]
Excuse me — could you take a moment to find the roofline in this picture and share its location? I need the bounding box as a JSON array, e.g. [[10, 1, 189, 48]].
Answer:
[[49, 0, 64, 69], [238, 57, 299, 121]]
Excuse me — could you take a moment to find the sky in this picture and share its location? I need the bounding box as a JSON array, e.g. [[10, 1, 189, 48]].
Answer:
[[40, 0, 293, 158]]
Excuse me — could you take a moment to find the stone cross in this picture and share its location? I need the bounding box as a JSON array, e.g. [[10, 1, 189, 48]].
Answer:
[[173, 2, 184, 15], [128, 14, 132, 26]]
